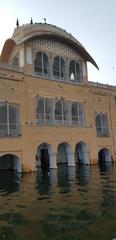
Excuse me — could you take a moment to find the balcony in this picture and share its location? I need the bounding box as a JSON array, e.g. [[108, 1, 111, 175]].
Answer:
[[36, 114, 86, 127]]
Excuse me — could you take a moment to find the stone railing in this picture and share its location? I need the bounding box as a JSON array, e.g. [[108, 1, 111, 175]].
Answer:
[[36, 114, 86, 127]]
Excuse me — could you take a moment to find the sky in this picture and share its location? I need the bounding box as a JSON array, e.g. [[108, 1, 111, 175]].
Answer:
[[0, 0, 116, 85]]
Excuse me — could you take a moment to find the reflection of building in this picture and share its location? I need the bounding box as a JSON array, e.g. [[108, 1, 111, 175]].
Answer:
[[0, 20, 116, 172]]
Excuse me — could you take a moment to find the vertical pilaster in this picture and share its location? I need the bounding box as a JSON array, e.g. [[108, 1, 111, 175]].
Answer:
[[50, 152, 57, 169], [67, 152, 75, 166]]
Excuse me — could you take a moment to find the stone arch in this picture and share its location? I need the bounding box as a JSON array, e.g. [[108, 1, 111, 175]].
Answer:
[[34, 51, 49, 76], [0, 154, 21, 172], [98, 148, 112, 164], [57, 142, 72, 165], [53, 55, 66, 79], [75, 141, 89, 165], [69, 60, 81, 82], [36, 142, 54, 170]]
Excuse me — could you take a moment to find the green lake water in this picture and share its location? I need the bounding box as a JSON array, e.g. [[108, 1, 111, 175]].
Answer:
[[0, 163, 116, 240]]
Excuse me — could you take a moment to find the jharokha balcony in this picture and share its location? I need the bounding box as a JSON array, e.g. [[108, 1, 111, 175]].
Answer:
[[36, 114, 86, 127]]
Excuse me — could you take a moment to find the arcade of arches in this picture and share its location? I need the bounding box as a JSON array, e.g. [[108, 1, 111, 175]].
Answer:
[[36, 142, 113, 170], [0, 143, 113, 172], [34, 51, 82, 83]]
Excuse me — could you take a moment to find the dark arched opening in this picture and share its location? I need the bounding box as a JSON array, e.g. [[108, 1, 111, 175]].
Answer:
[[0, 154, 21, 172], [57, 142, 72, 166], [36, 143, 52, 172], [98, 148, 113, 172]]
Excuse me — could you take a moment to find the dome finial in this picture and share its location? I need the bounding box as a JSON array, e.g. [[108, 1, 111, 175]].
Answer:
[[16, 18, 19, 27], [30, 17, 33, 24], [43, 18, 46, 24]]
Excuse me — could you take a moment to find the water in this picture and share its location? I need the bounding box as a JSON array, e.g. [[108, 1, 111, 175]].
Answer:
[[0, 163, 116, 240]]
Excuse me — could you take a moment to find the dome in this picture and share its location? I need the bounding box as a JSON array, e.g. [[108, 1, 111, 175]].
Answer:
[[0, 22, 98, 69]]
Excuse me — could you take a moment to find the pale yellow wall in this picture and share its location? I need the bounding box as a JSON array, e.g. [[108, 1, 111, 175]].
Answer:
[[0, 65, 116, 171]]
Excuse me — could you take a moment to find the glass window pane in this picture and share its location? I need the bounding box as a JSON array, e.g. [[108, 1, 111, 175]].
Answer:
[[69, 61, 75, 80], [72, 102, 78, 121], [34, 52, 42, 75], [45, 99, 52, 115], [36, 98, 44, 114], [55, 100, 62, 120], [9, 104, 20, 135], [53, 56, 60, 77], [43, 53, 49, 75], [9, 104, 20, 125], [61, 58, 65, 78], [0, 103, 7, 136]]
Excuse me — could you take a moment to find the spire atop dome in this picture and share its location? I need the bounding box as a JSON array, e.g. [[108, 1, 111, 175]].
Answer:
[[43, 18, 46, 24], [30, 17, 33, 24], [16, 18, 19, 27]]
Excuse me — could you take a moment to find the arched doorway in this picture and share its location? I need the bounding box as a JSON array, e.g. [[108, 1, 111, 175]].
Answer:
[[57, 142, 72, 165], [36, 143, 53, 171], [0, 154, 21, 172], [98, 148, 112, 163], [75, 141, 89, 165]]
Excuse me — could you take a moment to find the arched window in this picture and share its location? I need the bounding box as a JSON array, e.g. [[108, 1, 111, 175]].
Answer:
[[53, 56, 65, 79], [34, 52, 49, 76], [71, 102, 85, 126], [69, 60, 81, 82], [36, 97, 53, 125], [95, 112, 109, 137], [0, 102, 20, 136]]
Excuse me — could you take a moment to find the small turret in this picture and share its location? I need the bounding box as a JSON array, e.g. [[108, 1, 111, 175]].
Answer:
[[16, 18, 19, 27], [43, 18, 46, 24], [30, 17, 33, 24]]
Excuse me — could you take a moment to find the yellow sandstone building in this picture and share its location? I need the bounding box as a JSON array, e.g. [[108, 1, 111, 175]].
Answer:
[[0, 20, 116, 172]]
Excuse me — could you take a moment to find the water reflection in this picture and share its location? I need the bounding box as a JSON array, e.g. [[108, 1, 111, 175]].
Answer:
[[0, 171, 21, 194], [0, 225, 16, 240], [99, 163, 116, 220], [57, 165, 75, 194], [99, 161, 113, 173], [76, 165, 90, 186], [36, 168, 52, 196], [36, 169, 58, 198], [0, 164, 115, 240]]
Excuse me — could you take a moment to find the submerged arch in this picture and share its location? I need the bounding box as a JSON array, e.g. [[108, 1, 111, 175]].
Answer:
[[75, 141, 89, 165], [36, 142, 54, 170], [0, 154, 21, 172], [57, 142, 72, 165], [98, 148, 112, 164]]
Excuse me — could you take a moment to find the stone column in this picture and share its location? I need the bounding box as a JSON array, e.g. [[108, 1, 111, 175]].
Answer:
[[67, 152, 75, 166], [50, 152, 57, 169], [13, 157, 22, 172], [19, 47, 25, 67]]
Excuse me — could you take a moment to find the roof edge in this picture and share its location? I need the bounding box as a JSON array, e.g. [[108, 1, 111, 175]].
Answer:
[[0, 38, 16, 63]]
